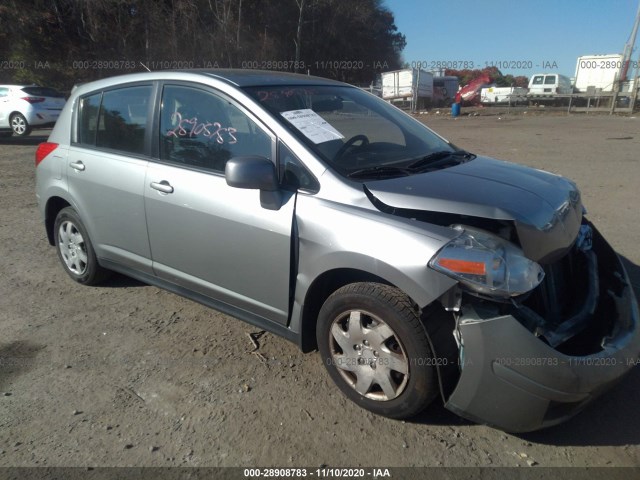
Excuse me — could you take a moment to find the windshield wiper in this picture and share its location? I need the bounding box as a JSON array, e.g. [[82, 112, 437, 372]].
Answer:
[[347, 150, 475, 179], [407, 150, 475, 171], [347, 165, 412, 179]]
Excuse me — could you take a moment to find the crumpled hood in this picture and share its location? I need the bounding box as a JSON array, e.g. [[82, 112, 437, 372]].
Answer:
[[364, 156, 583, 263]]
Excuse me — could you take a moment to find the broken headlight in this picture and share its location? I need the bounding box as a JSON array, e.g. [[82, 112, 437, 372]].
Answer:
[[429, 226, 545, 298]]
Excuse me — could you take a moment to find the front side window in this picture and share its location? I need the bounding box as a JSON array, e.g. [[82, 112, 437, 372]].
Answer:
[[279, 140, 319, 192], [159, 85, 272, 172], [94, 85, 152, 155], [532, 76, 544, 85]]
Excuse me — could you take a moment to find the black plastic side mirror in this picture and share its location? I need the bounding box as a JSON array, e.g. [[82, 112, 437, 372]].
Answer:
[[225, 156, 282, 210], [225, 156, 278, 191]]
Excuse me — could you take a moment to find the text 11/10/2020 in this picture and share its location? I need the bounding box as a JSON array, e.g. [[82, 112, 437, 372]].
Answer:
[[243, 468, 391, 478]]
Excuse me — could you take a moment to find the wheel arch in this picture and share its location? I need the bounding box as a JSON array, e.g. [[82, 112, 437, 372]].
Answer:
[[295, 244, 457, 352], [44, 196, 72, 245], [9, 111, 28, 125], [298, 268, 424, 353]]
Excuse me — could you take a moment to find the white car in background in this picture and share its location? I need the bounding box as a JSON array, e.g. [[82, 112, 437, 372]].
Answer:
[[0, 85, 66, 137]]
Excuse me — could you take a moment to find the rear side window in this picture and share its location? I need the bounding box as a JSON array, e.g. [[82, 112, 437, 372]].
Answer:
[[76, 85, 152, 155], [0, 87, 8, 98], [96, 86, 151, 154], [78, 93, 101, 146], [544, 75, 557, 85], [159, 85, 272, 172]]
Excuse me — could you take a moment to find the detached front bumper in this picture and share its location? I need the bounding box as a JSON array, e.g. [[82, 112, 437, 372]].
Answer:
[[443, 225, 640, 432]]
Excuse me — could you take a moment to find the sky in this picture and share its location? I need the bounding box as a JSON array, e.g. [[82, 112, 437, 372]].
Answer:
[[384, 0, 640, 79]]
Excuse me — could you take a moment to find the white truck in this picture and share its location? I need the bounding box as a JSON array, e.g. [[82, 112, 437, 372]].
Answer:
[[574, 54, 623, 92], [381, 68, 434, 109], [480, 86, 528, 105], [527, 73, 573, 102]]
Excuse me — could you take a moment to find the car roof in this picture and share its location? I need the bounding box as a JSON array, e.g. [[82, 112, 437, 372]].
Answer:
[[69, 69, 352, 100], [192, 69, 347, 87]]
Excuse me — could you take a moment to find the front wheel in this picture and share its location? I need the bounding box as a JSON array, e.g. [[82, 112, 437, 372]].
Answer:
[[54, 207, 110, 285], [10, 113, 31, 137], [317, 282, 438, 419]]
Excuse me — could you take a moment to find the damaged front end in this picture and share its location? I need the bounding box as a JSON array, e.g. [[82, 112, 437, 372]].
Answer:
[[364, 156, 640, 431], [438, 222, 640, 432]]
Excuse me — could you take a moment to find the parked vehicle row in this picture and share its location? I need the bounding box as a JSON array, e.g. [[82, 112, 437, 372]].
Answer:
[[375, 68, 576, 108], [480, 73, 574, 105]]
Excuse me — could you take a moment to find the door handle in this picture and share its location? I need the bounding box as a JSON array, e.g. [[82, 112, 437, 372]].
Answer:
[[150, 180, 174, 194], [69, 161, 85, 171]]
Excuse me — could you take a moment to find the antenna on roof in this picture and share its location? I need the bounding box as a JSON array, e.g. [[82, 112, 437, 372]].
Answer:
[[139, 62, 151, 72]]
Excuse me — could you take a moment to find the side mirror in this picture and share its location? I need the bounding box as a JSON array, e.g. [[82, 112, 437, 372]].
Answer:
[[225, 156, 278, 191], [225, 156, 282, 210]]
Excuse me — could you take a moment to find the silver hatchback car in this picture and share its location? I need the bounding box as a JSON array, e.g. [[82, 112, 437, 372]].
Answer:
[[36, 70, 639, 432]]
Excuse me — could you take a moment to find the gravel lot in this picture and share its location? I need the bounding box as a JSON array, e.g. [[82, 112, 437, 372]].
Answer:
[[1, 113, 639, 468]]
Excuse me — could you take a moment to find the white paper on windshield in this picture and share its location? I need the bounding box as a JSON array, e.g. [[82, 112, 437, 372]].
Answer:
[[281, 109, 344, 144]]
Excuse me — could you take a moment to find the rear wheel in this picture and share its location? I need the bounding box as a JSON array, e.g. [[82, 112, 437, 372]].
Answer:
[[317, 282, 438, 419], [54, 207, 110, 285], [10, 113, 31, 137]]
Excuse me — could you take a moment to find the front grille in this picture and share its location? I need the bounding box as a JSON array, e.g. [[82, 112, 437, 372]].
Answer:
[[525, 246, 590, 329], [513, 222, 629, 355]]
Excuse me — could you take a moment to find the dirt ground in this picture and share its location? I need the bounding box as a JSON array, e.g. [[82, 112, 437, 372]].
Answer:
[[1, 112, 640, 469]]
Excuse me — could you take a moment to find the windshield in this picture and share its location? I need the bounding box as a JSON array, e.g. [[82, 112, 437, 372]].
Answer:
[[243, 85, 457, 178]]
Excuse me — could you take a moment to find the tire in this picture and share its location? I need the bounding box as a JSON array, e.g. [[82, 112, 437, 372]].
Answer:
[[53, 207, 110, 285], [317, 282, 438, 419], [10, 113, 31, 137]]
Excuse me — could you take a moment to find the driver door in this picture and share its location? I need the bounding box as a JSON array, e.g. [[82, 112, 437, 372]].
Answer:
[[144, 83, 295, 325]]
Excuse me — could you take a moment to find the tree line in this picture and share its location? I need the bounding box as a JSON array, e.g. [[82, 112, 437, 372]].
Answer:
[[0, 0, 406, 91]]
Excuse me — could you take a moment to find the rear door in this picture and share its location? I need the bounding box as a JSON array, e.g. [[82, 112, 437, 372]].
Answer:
[[144, 83, 295, 324], [66, 83, 154, 274]]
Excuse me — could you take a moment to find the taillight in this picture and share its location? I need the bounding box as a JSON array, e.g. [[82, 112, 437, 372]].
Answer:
[[35, 142, 58, 166], [22, 96, 46, 104]]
